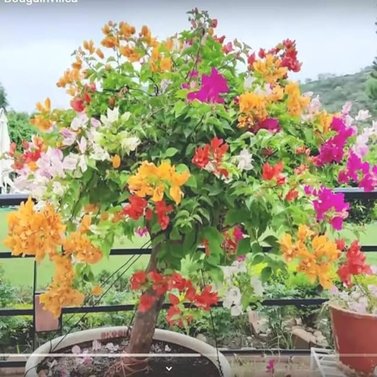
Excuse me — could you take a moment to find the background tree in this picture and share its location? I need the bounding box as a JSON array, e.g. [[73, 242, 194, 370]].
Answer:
[[0, 83, 7, 109]]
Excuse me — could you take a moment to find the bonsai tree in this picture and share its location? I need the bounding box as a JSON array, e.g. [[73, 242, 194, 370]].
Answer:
[[4, 8, 377, 375]]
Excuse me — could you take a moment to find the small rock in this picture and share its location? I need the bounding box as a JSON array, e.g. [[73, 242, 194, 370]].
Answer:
[[291, 328, 317, 349]]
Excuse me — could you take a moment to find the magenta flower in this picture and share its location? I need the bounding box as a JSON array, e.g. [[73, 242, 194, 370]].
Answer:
[[233, 226, 244, 242], [316, 117, 354, 167], [256, 118, 281, 133], [312, 187, 349, 230], [187, 68, 229, 104], [266, 359, 276, 374]]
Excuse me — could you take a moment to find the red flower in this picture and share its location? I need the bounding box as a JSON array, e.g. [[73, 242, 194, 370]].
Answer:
[[166, 305, 181, 325], [210, 137, 228, 164], [123, 195, 148, 220], [130, 271, 147, 290], [192, 137, 229, 177], [168, 293, 180, 306], [71, 98, 85, 113], [247, 53, 256, 67], [168, 272, 189, 291], [285, 189, 299, 202], [149, 271, 168, 295], [155, 200, 173, 230], [262, 162, 286, 185], [192, 144, 210, 169], [194, 286, 218, 310], [337, 241, 372, 286], [138, 294, 156, 313], [335, 239, 346, 251]]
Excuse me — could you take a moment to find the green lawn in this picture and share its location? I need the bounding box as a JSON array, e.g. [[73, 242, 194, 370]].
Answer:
[[0, 208, 148, 288]]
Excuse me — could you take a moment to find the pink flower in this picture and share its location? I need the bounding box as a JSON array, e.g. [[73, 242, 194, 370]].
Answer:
[[187, 68, 229, 104], [316, 117, 354, 167], [233, 226, 244, 242], [135, 226, 149, 237], [256, 118, 281, 133], [266, 359, 276, 374], [61, 128, 77, 146], [312, 187, 349, 230]]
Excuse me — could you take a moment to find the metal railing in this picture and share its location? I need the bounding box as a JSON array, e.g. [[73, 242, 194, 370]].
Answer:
[[0, 189, 376, 369]]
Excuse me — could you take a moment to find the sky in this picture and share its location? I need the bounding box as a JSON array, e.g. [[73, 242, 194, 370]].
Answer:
[[0, 0, 375, 112]]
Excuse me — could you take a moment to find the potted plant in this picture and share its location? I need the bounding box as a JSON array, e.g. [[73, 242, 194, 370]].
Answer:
[[4, 8, 377, 377]]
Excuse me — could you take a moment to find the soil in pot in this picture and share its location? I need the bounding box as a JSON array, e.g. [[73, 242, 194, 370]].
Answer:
[[36, 338, 221, 377]]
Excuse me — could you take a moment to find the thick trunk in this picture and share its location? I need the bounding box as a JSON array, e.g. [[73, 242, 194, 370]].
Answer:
[[127, 244, 164, 354]]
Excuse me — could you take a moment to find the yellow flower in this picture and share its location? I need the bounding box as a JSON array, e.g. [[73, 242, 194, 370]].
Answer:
[[63, 232, 103, 264], [297, 225, 314, 242], [252, 54, 288, 84], [152, 185, 165, 202]]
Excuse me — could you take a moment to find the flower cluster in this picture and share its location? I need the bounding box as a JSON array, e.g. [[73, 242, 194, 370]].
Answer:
[[192, 137, 229, 177], [280, 225, 340, 288], [127, 161, 190, 205], [130, 271, 218, 326], [337, 241, 372, 287]]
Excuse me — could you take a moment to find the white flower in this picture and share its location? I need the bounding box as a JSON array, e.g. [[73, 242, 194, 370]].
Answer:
[[92, 144, 110, 161], [63, 154, 79, 171], [101, 107, 120, 127], [119, 132, 140, 153], [250, 276, 264, 296], [91, 118, 101, 128], [342, 101, 353, 115], [52, 181, 65, 196], [355, 109, 371, 122], [71, 113, 89, 131], [244, 76, 254, 90], [223, 287, 242, 307], [77, 137, 87, 154], [223, 287, 243, 317], [236, 149, 253, 171], [60, 128, 77, 146]]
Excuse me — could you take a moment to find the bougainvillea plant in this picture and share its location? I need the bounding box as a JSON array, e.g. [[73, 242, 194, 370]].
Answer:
[[4, 8, 377, 373]]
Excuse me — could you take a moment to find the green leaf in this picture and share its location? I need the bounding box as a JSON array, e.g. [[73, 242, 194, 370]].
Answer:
[[164, 147, 179, 158], [237, 238, 251, 255], [261, 266, 272, 282], [224, 208, 250, 226]]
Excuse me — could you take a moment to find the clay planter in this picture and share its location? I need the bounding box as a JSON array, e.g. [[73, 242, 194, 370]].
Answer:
[[25, 326, 234, 377], [330, 304, 377, 376]]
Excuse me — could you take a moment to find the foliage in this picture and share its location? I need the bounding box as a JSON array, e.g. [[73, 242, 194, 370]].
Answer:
[[7, 111, 35, 149], [3, 9, 377, 332]]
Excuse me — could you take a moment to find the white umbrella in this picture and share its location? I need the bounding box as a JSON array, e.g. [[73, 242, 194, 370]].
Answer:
[[0, 109, 13, 193]]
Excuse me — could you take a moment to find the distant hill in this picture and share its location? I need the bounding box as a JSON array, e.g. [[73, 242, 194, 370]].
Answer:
[[301, 67, 376, 117]]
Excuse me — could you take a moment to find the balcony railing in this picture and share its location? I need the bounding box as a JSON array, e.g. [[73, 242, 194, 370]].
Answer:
[[1, 189, 376, 369]]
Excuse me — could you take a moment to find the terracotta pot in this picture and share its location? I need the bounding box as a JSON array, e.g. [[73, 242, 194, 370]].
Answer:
[[24, 326, 233, 377], [330, 303, 377, 376]]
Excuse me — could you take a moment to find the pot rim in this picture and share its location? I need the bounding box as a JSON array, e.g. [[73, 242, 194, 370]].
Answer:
[[329, 302, 377, 319], [24, 326, 233, 377]]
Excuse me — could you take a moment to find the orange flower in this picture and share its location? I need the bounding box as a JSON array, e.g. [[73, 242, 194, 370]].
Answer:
[[92, 285, 103, 296], [5, 198, 65, 262], [63, 232, 102, 264], [112, 154, 121, 169], [252, 54, 288, 84], [128, 161, 190, 205], [101, 35, 118, 49], [83, 40, 95, 54], [285, 82, 310, 117], [119, 22, 136, 38]]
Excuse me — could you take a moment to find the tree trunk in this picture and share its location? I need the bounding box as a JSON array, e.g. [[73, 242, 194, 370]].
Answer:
[[127, 244, 164, 354]]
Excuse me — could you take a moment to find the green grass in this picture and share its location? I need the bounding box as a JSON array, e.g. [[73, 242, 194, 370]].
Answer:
[[0, 208, 148, 288]]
